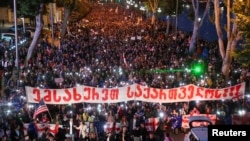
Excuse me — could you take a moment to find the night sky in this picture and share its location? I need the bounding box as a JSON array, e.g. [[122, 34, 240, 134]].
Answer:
[[0, 1, 12, 7]]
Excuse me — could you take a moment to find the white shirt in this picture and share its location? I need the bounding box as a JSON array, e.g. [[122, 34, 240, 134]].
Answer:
[[69, 120, 73, 134]]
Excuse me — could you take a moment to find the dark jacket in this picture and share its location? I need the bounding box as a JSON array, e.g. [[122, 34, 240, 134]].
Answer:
[[116, 131, 133, 141]]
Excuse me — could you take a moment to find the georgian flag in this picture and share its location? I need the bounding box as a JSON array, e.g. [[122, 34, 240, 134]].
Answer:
[[145, 117, 159, 131], [23, 123, 62, 137], [104, 122, 121, 133]]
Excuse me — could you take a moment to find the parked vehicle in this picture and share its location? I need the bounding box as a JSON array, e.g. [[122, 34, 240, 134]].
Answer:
[[1, 32, 27, 50], [183, 116, 212, 141], [1, 33, 15, 42], [8, 23, 31, 32]]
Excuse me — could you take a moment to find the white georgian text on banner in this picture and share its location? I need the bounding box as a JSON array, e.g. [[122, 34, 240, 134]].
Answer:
[[25, 83, 245, 104]]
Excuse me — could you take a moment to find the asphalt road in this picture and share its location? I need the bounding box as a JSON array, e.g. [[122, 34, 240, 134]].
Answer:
[[172, 133, 185, 141]]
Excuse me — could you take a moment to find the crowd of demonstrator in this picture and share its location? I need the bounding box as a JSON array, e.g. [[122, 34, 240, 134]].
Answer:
[[0, 2, 250, 141]]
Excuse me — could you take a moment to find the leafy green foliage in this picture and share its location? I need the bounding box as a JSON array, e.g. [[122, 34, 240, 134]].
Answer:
[[56, 0, 78, 10], [17, 0, 53, 18], [232, 0, 250, 67], [160, 0, 184, 16]]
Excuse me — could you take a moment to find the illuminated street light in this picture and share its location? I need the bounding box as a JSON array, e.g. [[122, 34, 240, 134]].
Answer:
[[157, 8, 162, 13]]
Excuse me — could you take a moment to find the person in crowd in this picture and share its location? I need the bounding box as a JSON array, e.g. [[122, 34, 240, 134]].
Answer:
[[74, 121, 88, 141], [132, 124, 140, 141], [139, 122, 148, 141], [10, 125, 24, 141], [116, 126, 133, 141], [38, 127, 50, 141], [146, 132, 157, 141], [164, 132, 174, 141], [54, 127, 66, 141], [0, 2, 249, 141], [129, 114, 140, 133], [106, 131, 116, 141], [1, 135, 6, 141], [89, 132, 98, 141], [62, 114, 69, 131], [106, 110, 115, 123], [88, 122, 98, 140], [27, 119, 38, 141], [52, 114, 62, 125], [190, 107, 200, 115], [39, 114, 50, 124], [0, 128, 4, 141], [120, 116, 129, 128]]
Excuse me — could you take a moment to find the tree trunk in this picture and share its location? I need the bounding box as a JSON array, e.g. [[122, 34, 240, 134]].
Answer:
[[214, 0, 225, 58], [61, 8, 71, 37], [214, 0, 240, 81], [151, 12, 156, 25], [25, 3, 44, 66], [221, 41, 232, 80], [189, 0, 210, 54], [166, 18, 170, 35], [189, 19, 199, 54]]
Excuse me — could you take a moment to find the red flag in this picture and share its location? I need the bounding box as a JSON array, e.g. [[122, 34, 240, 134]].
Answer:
[[33, 98, 49, 119]]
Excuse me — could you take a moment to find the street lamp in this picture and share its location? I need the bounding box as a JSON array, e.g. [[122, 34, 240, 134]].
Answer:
[[157, 8, 162, 13], [157, 8, 162, 20], [13, 0, 19, 86], [21, 17, 25, 34]]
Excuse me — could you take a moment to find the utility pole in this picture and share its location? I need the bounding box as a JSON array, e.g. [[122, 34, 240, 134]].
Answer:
[[175, 0, 178, 35], [50, 3, 54, 48], [14, 0, 19, 87]]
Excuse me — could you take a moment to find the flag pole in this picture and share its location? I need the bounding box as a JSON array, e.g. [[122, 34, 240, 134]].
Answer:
[[44, 99, 53, 122]]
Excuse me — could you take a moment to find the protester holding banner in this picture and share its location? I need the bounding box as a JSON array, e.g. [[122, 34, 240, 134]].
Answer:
[[0, 2, 250, 141]]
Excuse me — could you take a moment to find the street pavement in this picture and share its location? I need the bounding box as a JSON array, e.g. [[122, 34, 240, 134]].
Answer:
[[172, 133, 185, 141]]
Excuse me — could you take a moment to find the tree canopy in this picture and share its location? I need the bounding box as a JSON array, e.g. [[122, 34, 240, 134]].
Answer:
[[232, 0, 250, 67], [17, 0, 53, 18]]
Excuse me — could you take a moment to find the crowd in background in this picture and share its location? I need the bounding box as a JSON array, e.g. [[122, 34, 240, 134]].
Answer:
[[0, 2, 250, 141]]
